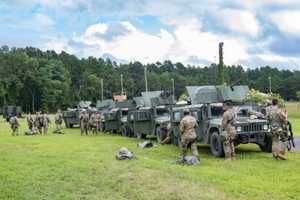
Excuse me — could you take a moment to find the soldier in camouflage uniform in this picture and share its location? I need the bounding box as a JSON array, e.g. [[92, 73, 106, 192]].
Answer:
[[26, 113, 34, 131], [160, 122, 172, 144], [54, 109, 63, 133], [95, 112, 102, 132], [267, 99, 287, 160], [80, 110, 90, 135], [89, 112, 98, 135], [179, 109, 199, 158], [221, 101, 236, 160], [35, 111, 44, 134], [9, 115, 20, 136], [42, 113, 51, 135]]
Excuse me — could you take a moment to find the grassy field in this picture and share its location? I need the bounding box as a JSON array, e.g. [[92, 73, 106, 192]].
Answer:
[[286, 102, 300, 135], [0, 117, 299, 200]]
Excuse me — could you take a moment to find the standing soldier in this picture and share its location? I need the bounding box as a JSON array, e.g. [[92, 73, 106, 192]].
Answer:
[[9, 115, 20, 136], [54, 109, 63, 133], [80, 110, 89, 135], [27, 113, 34, 132], [221, 101, 236, 160], [35, 111, 44, 134], [42, 113, 51, 135], [89, 112, 97, 135], [267, 99, 288, 160], [95, 111, 102, 132], [179, 109, 199, 159]]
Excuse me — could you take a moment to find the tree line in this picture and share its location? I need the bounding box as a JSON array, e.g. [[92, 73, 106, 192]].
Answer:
[[0, 45, 299, 112]]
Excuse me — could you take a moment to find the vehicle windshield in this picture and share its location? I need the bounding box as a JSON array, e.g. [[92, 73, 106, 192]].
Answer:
[[233, 105, 259, 117], [122, 110, 128, 116], [156, 108, 169, 116], [211, 106, 223, 117]]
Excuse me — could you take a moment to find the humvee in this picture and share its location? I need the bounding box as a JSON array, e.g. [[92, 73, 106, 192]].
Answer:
[[123, 91, 174, 141], [170, 85, 271, 157], [63, 101, 93, 128], [104, 100, 135, 133], [3, 106, 22, 121]]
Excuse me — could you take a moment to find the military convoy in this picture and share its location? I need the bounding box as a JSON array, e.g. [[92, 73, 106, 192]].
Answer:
[[63, 85, 272, 157]]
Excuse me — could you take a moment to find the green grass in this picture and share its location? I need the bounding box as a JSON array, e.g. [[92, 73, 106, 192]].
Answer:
[[0, 117, 299, 200], [286, 102, 300, 135]]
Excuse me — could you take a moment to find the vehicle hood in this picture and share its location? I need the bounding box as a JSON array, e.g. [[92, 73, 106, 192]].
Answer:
[[209, 117, 267, 126]]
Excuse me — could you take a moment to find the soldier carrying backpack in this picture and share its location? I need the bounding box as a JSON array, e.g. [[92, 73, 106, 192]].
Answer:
[[9, 115, 20, 136]]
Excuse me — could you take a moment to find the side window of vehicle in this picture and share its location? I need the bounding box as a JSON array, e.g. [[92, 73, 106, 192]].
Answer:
[[173, 112, 181, 122], [192, 111, 198, 119]]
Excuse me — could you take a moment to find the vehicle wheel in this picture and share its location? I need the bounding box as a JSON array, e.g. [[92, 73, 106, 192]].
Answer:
[[137, 133, 146, 139], [259, 135, 272, 152], [121, 126, 128, 137], [65, 122, 70, 128], [210, 132, 224, 157], [156, 127, 167, 143], [70, 124, 73, 128]]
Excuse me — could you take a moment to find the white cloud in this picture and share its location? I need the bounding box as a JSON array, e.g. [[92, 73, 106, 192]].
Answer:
[[269, 11, 300, 35], [218, 9, 260, 37], [45, 19, 251, 66]]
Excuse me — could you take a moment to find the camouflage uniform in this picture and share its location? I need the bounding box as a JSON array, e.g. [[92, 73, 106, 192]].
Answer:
[[42, 114, 51, 135], [267, 106, 287, 160], [95, 112, 102, 132], [9, 116, 20, 136], [180, 115, 199, 157], [80, 112, 90, 135], [35, 112, 44, 134], [26, 114, 34, 131], [89, 113, 98, 135], [160, 123, 172, 144], [54, 111, 63, 132], [221, 108, 236, 160]]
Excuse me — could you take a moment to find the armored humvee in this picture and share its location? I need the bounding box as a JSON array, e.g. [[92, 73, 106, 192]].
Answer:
[[170, 85, 271, 157], [3, 106, 22, 121], [124, 91, 174, 141], [63, 101, 93, 128], [104, 100, 136, 134]]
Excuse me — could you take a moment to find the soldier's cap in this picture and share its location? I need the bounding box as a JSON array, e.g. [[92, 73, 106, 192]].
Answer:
[[183, 109, 190, 115]]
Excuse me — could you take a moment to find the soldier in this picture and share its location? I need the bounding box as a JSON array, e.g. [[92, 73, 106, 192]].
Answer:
[[80, 110, 90, 135], [42, 113, 51, 135], [160, 122, 172, 144], [95, 111, 102, 132], [35, 111, 44, 134], [179, 109, 199, 159], [9, 115, 20, 136], [54, 109, 63, 133], [267, 99, 288, 160], [89, 112, 97, 135], [26, 113, 34, 131], [221, 101, 236, 160]]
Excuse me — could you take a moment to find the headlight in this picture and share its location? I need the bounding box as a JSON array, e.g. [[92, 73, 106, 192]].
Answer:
[[236, 126, 242, 132], [263, 124, 268, 130]]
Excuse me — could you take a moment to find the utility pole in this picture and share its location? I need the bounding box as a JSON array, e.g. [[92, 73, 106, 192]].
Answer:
[[144, 66, 148, 92], [120, 74, 124, 95], [268, 76, 272, 93], [171, 78, 175, 100], [100, 78, 104, 101], [217, 42, 224, 85]]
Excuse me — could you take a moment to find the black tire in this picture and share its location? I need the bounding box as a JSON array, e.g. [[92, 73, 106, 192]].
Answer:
[[156, 127, 167, 143], [259, 135, 272, 152], [210, 132, 224, 157], [70, 124, 73, 128], [65, 122, 70, 128], [137, 132, 146, 139]]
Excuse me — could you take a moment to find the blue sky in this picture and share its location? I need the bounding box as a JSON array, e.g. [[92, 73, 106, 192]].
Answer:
[[1, 0, 300, 70]]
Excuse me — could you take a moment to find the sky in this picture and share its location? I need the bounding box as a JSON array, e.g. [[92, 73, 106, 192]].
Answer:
[[1, 0, 300, 70]]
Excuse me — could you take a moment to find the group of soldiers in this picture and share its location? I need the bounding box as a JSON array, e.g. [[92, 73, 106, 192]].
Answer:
[[177, 99, 289, 161], [8, 110, 63, 136], [79, 110, 102, 135]]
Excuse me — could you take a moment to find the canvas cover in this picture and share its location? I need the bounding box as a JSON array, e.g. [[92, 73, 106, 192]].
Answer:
[[186, 85, 249, 104]]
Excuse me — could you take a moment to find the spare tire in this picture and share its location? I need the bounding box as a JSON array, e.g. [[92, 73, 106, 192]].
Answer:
[[210, 131, 224, 157]]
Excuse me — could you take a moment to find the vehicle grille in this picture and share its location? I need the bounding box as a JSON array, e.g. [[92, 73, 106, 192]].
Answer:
[[241, 124, 263, 132]]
